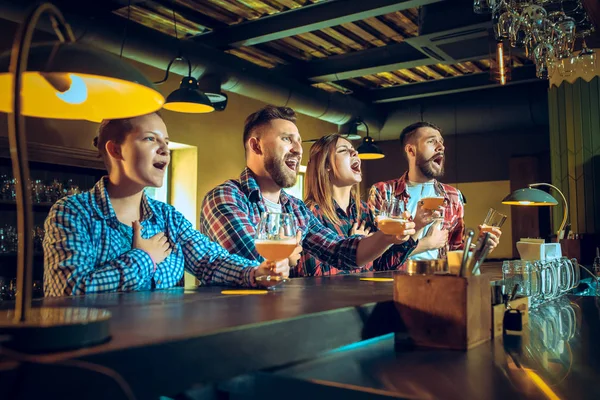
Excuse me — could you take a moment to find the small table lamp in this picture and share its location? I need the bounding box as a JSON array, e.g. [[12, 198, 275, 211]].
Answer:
[[0, 2, 164, 352], [501, 182, 568, 241]]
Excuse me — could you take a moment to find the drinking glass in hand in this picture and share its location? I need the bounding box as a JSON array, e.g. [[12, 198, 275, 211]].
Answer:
[[255, 212, 296, 283], [376, 198, 409, 236], [481, 207, 507, 234]]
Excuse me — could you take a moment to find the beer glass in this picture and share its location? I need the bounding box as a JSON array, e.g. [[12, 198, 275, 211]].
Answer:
[[254, 212, 296, 283], [376, 198, 409, 236]]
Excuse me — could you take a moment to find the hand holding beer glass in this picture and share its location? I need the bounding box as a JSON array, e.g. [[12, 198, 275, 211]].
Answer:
[[414, 196, 445, 231], [478, 208, 505, 252], [376, 198, 412, 236], [254, 212, 297, 284]]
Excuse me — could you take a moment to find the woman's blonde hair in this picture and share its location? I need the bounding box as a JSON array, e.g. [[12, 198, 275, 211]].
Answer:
[[304, 134, 361, 225]]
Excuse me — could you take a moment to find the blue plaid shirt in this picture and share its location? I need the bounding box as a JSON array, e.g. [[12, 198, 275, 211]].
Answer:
[[43, 177, 259, 297], [200, 168, 360, 276]]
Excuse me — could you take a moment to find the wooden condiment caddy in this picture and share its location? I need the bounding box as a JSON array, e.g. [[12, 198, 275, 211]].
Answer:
[[393, 272, 492, 350]]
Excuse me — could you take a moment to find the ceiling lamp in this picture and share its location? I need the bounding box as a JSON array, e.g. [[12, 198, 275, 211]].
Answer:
[[198, 73, 228, 112], [338, 120, 366, 141], [156, 56, 214, 113], [0, 31, 163, 120], [354, 118, 384, 160]]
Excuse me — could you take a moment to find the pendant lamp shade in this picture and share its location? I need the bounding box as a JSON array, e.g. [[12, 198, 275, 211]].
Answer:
[[0, 42, 165, 121], [357, 135, 385, 160], [501, 188, 559, 206], [163, 76, 214, 113]]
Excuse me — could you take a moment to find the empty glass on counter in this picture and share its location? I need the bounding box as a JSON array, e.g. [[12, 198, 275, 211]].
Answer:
[[502, 257, 581, 309]]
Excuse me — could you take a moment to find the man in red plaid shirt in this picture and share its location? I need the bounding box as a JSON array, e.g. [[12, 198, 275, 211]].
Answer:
[[368, 122, 500, 261], [200, 106, 417, 277]]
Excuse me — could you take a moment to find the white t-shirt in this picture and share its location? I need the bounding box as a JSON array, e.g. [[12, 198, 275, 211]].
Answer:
[[263, 196, 282, 213], [406, 181, 440, 260]]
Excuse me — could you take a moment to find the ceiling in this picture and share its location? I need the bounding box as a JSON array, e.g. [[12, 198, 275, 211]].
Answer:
[[1, 0, 598, 134], [104, 0, 538, 99]]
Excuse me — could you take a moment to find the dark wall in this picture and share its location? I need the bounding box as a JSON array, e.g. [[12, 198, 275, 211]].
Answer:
[[362, 126, 550, 189]]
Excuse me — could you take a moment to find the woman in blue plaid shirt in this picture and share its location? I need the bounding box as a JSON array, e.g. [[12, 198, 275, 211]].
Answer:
[[299, 134, 417, 277], [43, 112, 288, 296]]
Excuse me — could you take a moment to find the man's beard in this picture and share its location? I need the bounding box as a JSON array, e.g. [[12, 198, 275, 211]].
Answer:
[[264, 152, 297, 188], [416, 152, 444, 179]]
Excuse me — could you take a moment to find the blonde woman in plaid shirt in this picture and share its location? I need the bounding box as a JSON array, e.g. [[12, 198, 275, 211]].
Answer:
[[299, 134, 417, 277]]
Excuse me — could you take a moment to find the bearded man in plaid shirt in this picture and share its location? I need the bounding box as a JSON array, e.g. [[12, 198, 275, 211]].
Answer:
[[200, 106, 417, 277], [368, 122, 501, 261]]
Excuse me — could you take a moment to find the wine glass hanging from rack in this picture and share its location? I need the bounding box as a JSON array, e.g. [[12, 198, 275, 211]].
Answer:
[[474, 0, 596, 80]]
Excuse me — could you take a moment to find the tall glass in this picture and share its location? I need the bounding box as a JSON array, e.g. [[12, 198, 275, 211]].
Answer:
[[481, 207, 507, 234], [554, 258, 572, 295], [568, 258, 580, 290], [540, 260, 559, 302], [254, 212, 296, 283], [376, 198, 409, 236], [502, 259, 524, 295]]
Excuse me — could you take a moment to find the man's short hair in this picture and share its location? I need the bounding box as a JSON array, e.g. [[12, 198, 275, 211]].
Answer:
[[243, 105, 297, 149], [93, 112, 161, 169], [399, 121, 442, 147]]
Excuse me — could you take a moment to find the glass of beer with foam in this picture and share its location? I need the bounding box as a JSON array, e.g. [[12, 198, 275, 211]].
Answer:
[[376, 198, 409, 236], [255, 212, 297, 283]]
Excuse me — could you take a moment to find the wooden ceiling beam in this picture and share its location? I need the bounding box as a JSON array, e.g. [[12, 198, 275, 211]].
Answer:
[[192, 0, 444, 48], [366, 65, 537, 103]]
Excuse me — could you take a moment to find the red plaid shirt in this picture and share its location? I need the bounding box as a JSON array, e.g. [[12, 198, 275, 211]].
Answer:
[[298, 199, 415, 276], [368, 171, 465, 256], [200, 168, 363, 276]]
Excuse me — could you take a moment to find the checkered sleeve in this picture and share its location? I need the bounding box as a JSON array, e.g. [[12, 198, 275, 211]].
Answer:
[[301, 206, 360, 270], [296, 208, 326, 277], [200, 184, 263, 262], [174, 210, 259, 287], [43, 200, 155, 297]]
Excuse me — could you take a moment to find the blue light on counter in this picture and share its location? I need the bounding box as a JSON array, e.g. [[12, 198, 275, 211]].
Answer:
[[325, 333, 394, 355]]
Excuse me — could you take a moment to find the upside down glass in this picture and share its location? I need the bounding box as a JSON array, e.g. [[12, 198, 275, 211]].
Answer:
[[254, 212, 296, 283]]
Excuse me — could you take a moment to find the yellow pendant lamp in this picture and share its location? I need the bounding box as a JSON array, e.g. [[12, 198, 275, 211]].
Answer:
[[354, 118, 384, 160], [0, 35, 164, 121], [154, 56, 214, 113]]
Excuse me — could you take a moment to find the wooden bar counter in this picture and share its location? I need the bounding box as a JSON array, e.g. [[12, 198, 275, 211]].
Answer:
[[3, 263, 597, 400], [0, 270, 406, 399]]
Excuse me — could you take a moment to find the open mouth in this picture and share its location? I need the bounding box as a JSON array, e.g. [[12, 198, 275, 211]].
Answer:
[[431, 154, 444, 167], [350, 159, 361, 174], [284, 158, 299, 172], [153, 161, 167, 171]]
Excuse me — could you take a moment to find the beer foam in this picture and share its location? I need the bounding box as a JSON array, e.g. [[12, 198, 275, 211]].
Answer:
[[376, 217, 408, 223]]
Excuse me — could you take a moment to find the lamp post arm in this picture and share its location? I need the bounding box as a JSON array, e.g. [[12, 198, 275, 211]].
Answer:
[[9, 2, 74, 322], [529, 182, 568, 240]]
